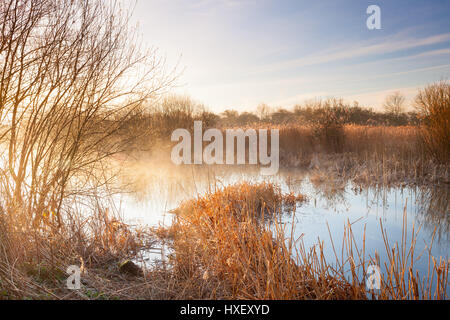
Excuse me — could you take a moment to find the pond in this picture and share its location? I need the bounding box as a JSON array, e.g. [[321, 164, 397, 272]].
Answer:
[[115, 163, 449, 296]]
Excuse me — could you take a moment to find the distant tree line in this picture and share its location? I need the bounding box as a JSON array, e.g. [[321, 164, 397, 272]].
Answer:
[[119, 93, 422, 143], [118, 83, 448, 162], [216, 97, 419, 127]]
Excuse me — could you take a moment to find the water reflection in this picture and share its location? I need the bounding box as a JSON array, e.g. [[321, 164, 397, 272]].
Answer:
[[115, 161, 449, 290], [415, 186, 449, 243]]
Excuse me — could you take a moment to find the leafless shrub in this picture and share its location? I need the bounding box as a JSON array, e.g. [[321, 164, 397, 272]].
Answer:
[[415, 81, 450, 163], [0, 0, 174, 295], [0, 0, 174, 227], [310, 98, 348, 153]]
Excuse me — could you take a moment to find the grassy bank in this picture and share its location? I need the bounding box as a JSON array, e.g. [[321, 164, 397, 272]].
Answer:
[[0, 200, 155, 299], [2, 182, 447, 300], [276, 124, 448, 186], [154, 183, 449, 299]]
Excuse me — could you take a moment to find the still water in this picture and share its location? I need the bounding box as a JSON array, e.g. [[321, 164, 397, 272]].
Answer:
[[116, 163, 449, 294]]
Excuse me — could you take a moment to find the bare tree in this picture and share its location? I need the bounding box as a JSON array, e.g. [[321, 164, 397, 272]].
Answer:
[[383, 91, 406, 115], [256, 103, 271, 121], [0, 0, 175, 227]]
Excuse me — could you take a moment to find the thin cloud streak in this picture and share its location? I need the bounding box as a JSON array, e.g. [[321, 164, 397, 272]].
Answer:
[[254, 33, 450, 74]]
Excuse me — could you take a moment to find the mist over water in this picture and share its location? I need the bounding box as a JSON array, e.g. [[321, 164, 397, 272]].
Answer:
[[114, 159, 449, 291]]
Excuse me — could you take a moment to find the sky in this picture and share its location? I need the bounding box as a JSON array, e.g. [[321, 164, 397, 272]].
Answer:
[[126, 0, 450, 113]]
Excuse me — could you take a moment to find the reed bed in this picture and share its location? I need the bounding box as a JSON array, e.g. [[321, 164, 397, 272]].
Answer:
[[273, 125, 448, 186], [277, 125, 422, 161], [162, 182, 448, 300], [1, 182, 448, 300], [151, 123, 446, 186], [0, 198, 155, 300]]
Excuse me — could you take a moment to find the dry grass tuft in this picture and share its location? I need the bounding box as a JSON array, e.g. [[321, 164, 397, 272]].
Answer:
[[0, 199, 155, 299], [162, 183, 448, 300]]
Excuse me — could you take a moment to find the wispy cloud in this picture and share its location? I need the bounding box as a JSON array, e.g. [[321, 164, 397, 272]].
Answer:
[[131, 1, 450, 111], [256, 33, 450, 74]]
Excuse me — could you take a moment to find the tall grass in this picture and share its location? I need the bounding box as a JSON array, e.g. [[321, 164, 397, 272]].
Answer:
[[255, 123, 450, 186], [165, 183, 448, 300], [277, 125, 422, 158], [0, 197, 153, 299], [1, 180, 447, 300]]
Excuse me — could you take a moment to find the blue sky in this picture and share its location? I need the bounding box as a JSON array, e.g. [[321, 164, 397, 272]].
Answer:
[[127, 0, 450, 112]]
